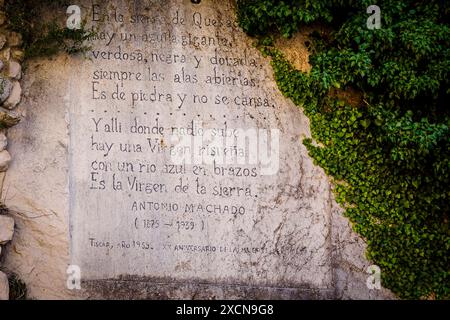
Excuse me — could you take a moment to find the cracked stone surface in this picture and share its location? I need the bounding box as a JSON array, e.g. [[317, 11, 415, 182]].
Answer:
[[1, 0, 395, 299]]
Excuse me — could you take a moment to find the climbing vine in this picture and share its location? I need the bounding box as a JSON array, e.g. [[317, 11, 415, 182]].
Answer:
[[237, 0, 449, 299]]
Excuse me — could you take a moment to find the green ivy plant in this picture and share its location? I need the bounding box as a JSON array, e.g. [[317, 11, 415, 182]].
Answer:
[[237, 0, 449, 299]]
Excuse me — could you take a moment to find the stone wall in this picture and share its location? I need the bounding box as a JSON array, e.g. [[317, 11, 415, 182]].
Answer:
[[0, 0, 395, 300], [0, 0, 24, 300]]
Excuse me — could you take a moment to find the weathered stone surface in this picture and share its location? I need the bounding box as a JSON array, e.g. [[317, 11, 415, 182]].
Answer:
[[0, 76, 12, 103], [330, 202, 396, 299], [1, 0, 394, 299], [0, 12, 6, 27], [11, 49, 24, 62], [0, 150, 11, 172], [0, 270, 9, 300], [0, 111, 20, 128], [8, 60, 21, 80], [7, 32, 22, 47], [0, 132, 7, 151], [3, 81, 21, 109], [0, 34, 6, 50], [68, 0, 334, 291], [1, 47, 9, 61], [0, 215, 14, 244], [2, 55, 84, 299]]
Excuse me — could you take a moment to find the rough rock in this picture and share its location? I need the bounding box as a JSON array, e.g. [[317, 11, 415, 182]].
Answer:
[[1, 47, 9, 61], [276, 29, 313, 73], [0, 111, 20, 128], [8, 60, 21, 80], [0, 271, 9, 300], [0, 12, 5, 27], [7, 32, 22, 47], [0, 34, 6, 50], [3, 81, 21, 109], [1, 54, 77, 300], [0, 132, 6, 151], [11, 49, 24, 62], [0, 149, 11, 172], [0, 76, 12, 103], [0, 215, 14, 244]]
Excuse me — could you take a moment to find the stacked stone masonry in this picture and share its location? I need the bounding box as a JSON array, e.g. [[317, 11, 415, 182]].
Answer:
[[0, 0, 20, 300]]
